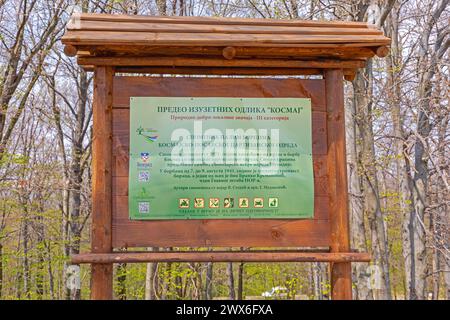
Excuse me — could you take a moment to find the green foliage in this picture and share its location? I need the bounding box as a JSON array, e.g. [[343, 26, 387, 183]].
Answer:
[[0, 153, 29, 166]]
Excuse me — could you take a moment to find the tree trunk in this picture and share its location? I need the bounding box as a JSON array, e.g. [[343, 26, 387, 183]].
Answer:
[[346, 81, 372, 300], [21, 201, 31, 299], [385, 6, 419, 301], [431, 213, 440, 299], [163, 247, 173, 299], [226, 262, 235, 300], [61, 68, 89, 300], [308, 263, 314, 299], [312, 262, 323, 300], [175, 264, 184, 299], [353, 65, 392, 299], [405, 0, 448, 300], [0, 243, 3, 298], [406, 114, 429, 300], [35, 203, 45, 299], [156, 0, 167, 15], [145, 247, 159, 300], [237, 261, 244, 300], [444, 208, 450, 299], [405, 86, 430, 300], [46, 243, 55, 299], [116, 262, 127, 300], [205, 262, 213, 300]]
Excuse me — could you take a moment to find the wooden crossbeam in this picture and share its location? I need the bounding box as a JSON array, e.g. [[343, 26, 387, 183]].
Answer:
[[77, 56, 366, 69], [71, 251, 371, 264]]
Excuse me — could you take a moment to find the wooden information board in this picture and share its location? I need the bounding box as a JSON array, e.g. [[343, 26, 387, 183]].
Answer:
[[61, 13, 390, 300], [112, 77, 327, 247]]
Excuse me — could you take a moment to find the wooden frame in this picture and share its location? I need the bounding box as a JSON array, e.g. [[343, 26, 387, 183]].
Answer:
[[111, 77, 329, 248], [62, 13, 391, 300], [91, 66, 114, 299]]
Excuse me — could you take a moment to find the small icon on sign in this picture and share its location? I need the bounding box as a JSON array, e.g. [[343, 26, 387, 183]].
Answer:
[[138, 171, 150, 182], [194, 198, 205, 208], [268, 197, 279, 208], [239, 198, 249, 208], [224, 197, 234, 208], [137, 127, 159, 143], [138, 202, 150, 214], [209, 198, 220, 208], [254, 198, 264, 208], [178, 198, 190, 209], [140, 152, 150, 163]]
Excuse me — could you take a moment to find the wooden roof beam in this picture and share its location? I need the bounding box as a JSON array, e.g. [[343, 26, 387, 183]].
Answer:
[[73, 13, 377, 29]]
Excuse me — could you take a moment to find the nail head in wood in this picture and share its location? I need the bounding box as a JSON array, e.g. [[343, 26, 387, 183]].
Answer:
[[222, 46, 236, 60]]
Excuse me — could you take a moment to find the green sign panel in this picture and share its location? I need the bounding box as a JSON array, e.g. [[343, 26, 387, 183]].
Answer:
[[129, 97, 314, 220]]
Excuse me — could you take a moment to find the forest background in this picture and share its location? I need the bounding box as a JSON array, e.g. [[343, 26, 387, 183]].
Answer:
[[0, 0, 448, 300]]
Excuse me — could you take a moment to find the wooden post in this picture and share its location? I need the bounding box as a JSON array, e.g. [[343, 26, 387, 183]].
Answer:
[[324, 69, 352, 300], [91, 66, 114, 300]]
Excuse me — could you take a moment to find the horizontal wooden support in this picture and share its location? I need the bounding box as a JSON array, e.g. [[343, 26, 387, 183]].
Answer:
[[117, 66, 325, 75], [82, 65, 357, 77], [78, 56, 366, 69], [75, 45, 378, 59], [71, 251, 371, 264]]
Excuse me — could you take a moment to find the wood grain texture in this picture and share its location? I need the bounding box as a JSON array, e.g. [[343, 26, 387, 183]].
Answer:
[[70, 20, 384, 35], [64, 30, 390, 46], [111, 76, 331, 248], [78, 56, 366, 69], [112, 209, 330, 248], [91, 66, 114, 300], [74, 13, 372, 28], [112, 77, 326, 110], [75, 45, 377, 60], [72, 251, 371, 264], [63, 14, 390, 47], [324, 69, 352, 300]]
